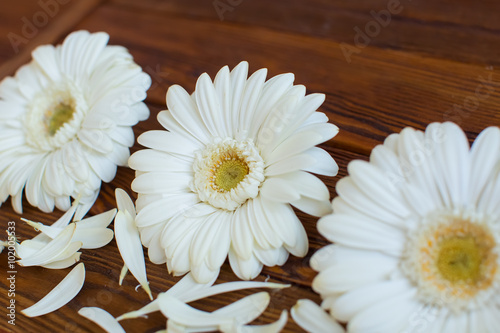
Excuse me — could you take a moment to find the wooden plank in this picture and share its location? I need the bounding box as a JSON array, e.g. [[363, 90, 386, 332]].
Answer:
[[0, 101, 360, 331], [74, 4, 500, 153], [110, 0, 500, 65]]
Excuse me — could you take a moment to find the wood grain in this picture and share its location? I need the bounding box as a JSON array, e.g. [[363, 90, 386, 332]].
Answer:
[[110, 0, 500, 65], [0, 0, 104, 79], [0, 1, 499, 332], [75, 3, 500, 152]]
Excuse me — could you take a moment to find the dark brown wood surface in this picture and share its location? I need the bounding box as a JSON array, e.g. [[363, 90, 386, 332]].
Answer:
[[1, 1, 499, 332]]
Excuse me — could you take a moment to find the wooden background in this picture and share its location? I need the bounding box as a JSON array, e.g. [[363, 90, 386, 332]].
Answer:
[[1, 0, 500, 332]]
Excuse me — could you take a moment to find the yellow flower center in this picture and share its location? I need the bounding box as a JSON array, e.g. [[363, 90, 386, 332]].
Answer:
[[192, 138, 264, 211], [25, 82, 86, 151], [402, 213, 499, 311], [44, 100, 75, 136], [213, 157, 249, 192], [436, 236, 483, 283]]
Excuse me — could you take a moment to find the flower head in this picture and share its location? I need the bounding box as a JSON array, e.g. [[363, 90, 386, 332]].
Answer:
[[130, 61, 338, 283], [312, 123, 500, 332], [0, 30, 150, 214]]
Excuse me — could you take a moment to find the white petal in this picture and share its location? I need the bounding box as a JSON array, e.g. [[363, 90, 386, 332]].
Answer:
[[236, 68, 267, 139], [42, 252, 81, 269], [291, 299, 345, 333], [77, 208, 117, 228], [214, 292, 270, 326], [228, 248, 263, 280], [240, 310, 288, 333], [74, 228, 114, 249], [332, 279, 411, 322], [468, 127, 500, 205], [428, 122, 470, 208], [302, 147, 339, 176], [115, 188, 136, 217], [78, 307, 125, 333], [229, 61, 249, 136], [195, 73, 223, 137], [182, 280, 289, 304], [119, 265, 128, 285], [248, 73, 294, 139], [312, 249, 397, 294], [214, 66, 233, 137], [260, 177, 301, 203], [290, 196, 332, 217], [166, 85, 210, 142], [317, 213, 405, 256], [21, 263, 85, 317], [114, 210, 152, 300], [132, 172, 192, 194], [17, 223, 77, 266], [137, 130, 200, 157], [348, 289, 418, 333], [158, 292, 269, 328], [116, 299, 160, 321]]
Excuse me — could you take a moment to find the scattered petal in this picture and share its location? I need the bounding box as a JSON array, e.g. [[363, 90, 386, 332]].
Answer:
[[115, 210, 152, 300], [291, 299, 345, 333], [21, 263, 85, 317], [78, 307, 125, 333]]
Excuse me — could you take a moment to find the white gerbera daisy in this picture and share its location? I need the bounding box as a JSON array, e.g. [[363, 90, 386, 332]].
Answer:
[[0, 30, 150, 214], [312, 122, 500, 332], [129, 61, 338, 283]]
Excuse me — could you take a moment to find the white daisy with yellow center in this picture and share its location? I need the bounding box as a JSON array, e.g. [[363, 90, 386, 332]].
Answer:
[[129, 61, 339, 283], [0, 30, 150, 215], [303, 123, 500, 332]]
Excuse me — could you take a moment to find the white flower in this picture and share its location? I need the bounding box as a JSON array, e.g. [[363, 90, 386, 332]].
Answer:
[[0, 30, 150, 214], [313, 123, 500, 332], [130, 61, 338, 283]]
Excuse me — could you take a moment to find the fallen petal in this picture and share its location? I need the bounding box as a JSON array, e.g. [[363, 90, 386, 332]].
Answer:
[[116, 299, 159, 321], [116, 274, 289, 321], [78, 307, 125, 333], [182, 280, 289, 303], [119, 265, 128, 286], [159, 292, 270, 329], [115, 188, 136, 217], [21, 263, 86, 317], [73, 228, 114, 249], [114, 210, 152, 300], [291, 299, 345, 333], [77, 209, 117, 229], [239, 310, 288, 333], [23, 219, 64, 239], [214, 292, 270, 326], [17, 224, 77, 267], [42, 252, 82, 269]]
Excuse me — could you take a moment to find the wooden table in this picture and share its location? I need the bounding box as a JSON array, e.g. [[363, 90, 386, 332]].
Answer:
[[1, 1, 499, 332]]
